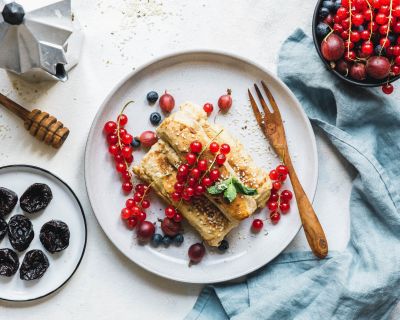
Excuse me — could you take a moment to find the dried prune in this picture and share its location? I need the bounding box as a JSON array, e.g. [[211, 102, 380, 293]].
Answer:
[[8, 215, 34, 252], [40, 220, 70, 253], [20, 183, 53, 214], [0, 248, 19, 277], [20, 249, 49, 281], [0, 187, 18, 217], [0, 217, 7, 241]]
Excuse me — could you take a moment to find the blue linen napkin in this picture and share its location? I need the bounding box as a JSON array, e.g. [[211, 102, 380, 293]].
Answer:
[[186, 29, 400, 320]]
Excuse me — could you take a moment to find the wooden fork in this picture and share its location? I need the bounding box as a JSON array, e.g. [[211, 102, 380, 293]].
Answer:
[[248, 81, 328, 258]]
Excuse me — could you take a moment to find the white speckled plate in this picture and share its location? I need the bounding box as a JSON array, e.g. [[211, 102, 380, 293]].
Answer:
[[0, 165, 87, 301], [85, 51, 317, 283]]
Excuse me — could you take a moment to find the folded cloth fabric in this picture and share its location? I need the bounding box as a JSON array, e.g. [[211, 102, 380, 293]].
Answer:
[[186, 29, 400, 320]]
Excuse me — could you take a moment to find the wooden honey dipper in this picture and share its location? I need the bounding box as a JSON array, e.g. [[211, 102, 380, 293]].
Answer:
[[0, 92, 69, 149]]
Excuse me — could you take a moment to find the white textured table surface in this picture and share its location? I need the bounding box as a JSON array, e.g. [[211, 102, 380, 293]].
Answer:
[[0, 1, 398, 319]]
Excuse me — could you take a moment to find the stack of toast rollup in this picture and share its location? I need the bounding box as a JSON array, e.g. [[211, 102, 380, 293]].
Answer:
[[133, 103, 271, 246]]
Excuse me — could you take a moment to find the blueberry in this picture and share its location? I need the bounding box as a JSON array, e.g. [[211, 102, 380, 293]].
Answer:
[[357, 25, 364, 32], [162, 236, 172, 247], [375, 45, 385, 55], [318, 7, 330, 19], [147, 91, 159, 104], [322, 1, 335, 12], [150, 112, 162, 126], [131, 137, 141, 148], [218, 240, 229, 252], [316, 23, 330, 39], [151, 233, 163, 247], [173, 234, 184, 246], [334, 0, 341, 10], [388, 34, 397, 45]]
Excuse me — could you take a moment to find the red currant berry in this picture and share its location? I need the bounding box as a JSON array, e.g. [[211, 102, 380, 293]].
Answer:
[[344, 41, 354, 50], [394, 5, 400, 18], [345, 50, 356, 61], [220, 143, 231, 155], [379, 24, 389, 36], [340, 30, 349, 40], [216, 154, 226, 165], [117, 114, 128, 126], [114, 154, 124, 163], [251, 219, 264, 232], [165, 206, 176, 218], [195, 185, 205, 195], [174, 182, 184, 193], [371, 0, 381, 8], [137, 211, 147, 222], [270, 211, 281, 224], [107, 134, 118, 145], [269, 169, 279, 180], [122, 182, 133, 192], [173, 213, 183, 222], [276, 164, 288, 175], [104, 121, 117, 134], [209, 169, 220, 181], [395, 56, 400, 66], [352, 13, 364, 26], [280, 190, 293, 202], [361, 42, 374, 55], [279, 173, 288, 182], [125, 154, 134, 163], [141, 199, 150, 209], [280, 202, 290, 214], [121, 133, 133, 145], [126, 216, 138, 229], [121, 171, 131, 182], [382, 84, 394, 94], [134, 192, 143, 203], [368, 21, 378, 32], [187, 177, 197, 187], [350, 31, 360, 43], [198, 159, 208, 171], [341, 18, 350, 29], [176, 173, 187, 183], [109, 144, 120, 156], [185, 187, 195, 197], [119, 128, 127, 136], [392, 65, 400, 75], [135, 184, 146, 193], [267, 201, 278, 211], [203, 103, 214, 115], [182, 191, 192, 201], [121, 207, 133, 220], [268, 193, 279, 203], [121, 145, 133, 158], [333, 23, 344, 33], [126, 198, 135, 209], [171, 192, 181, 202], [132, 206, 141, 216], [380, 37, 390, 48], [190, 168, 201, 179], [116, 162, 126, 173], [379, 4, 390, 15], [360, 30, 370, 41], [393, 46, 400, 56], [201, 177, 212, 187], [178, 164, 189, 177], [272, 181, 282, 190], [186, 153, 197, 165], [375, 13, 388, 25], [209, 142, 220, 153], [363, 9, 372, 21], [190, 141, 203, 153], [336, 7, 348, 20]]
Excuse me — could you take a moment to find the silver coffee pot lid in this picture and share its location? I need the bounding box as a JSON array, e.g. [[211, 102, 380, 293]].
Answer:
[[0, 0, 83, 82]]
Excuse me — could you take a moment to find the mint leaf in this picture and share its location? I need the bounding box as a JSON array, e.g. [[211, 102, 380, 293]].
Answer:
[[207, 177, 232, 195], [224, 182, 237, 203], [233, 178, 258, 196]]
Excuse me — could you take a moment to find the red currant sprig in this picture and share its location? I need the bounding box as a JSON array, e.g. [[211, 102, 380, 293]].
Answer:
[[120, 183, 152, 229], [103, 101, 135, 193]]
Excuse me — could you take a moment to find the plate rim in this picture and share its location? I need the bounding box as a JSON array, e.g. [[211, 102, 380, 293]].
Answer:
[[84, 50, 318, 283], [0, 164, 88, 302]]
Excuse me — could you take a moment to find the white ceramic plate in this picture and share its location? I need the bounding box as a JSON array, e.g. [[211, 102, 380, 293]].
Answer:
[[85, 51, 318, 283], [0, 165, 87, 301]]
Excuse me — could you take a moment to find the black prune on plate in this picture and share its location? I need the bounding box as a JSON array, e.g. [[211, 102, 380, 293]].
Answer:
[[0, 248, 19, 277], [0, 217, 7, 241], [40, 220, 70, 253], [8, 215, 34, 252], [20, 249, 49, 281], [20, 183, 53, 214], [0, 187, 18, 217]]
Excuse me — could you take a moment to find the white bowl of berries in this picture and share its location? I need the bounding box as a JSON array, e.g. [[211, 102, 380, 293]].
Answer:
[[313, 0, 400, 94]]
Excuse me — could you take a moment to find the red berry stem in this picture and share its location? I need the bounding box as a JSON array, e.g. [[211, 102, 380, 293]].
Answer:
[[366, 0, 374, 42], [116, 100, 135, 179], [196, 129, 224, 161], [346, 0, 354, 61]]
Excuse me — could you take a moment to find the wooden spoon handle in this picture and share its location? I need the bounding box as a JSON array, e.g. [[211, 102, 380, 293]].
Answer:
[[0, 93, 69, 149], [285, 155, 328, 258]]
